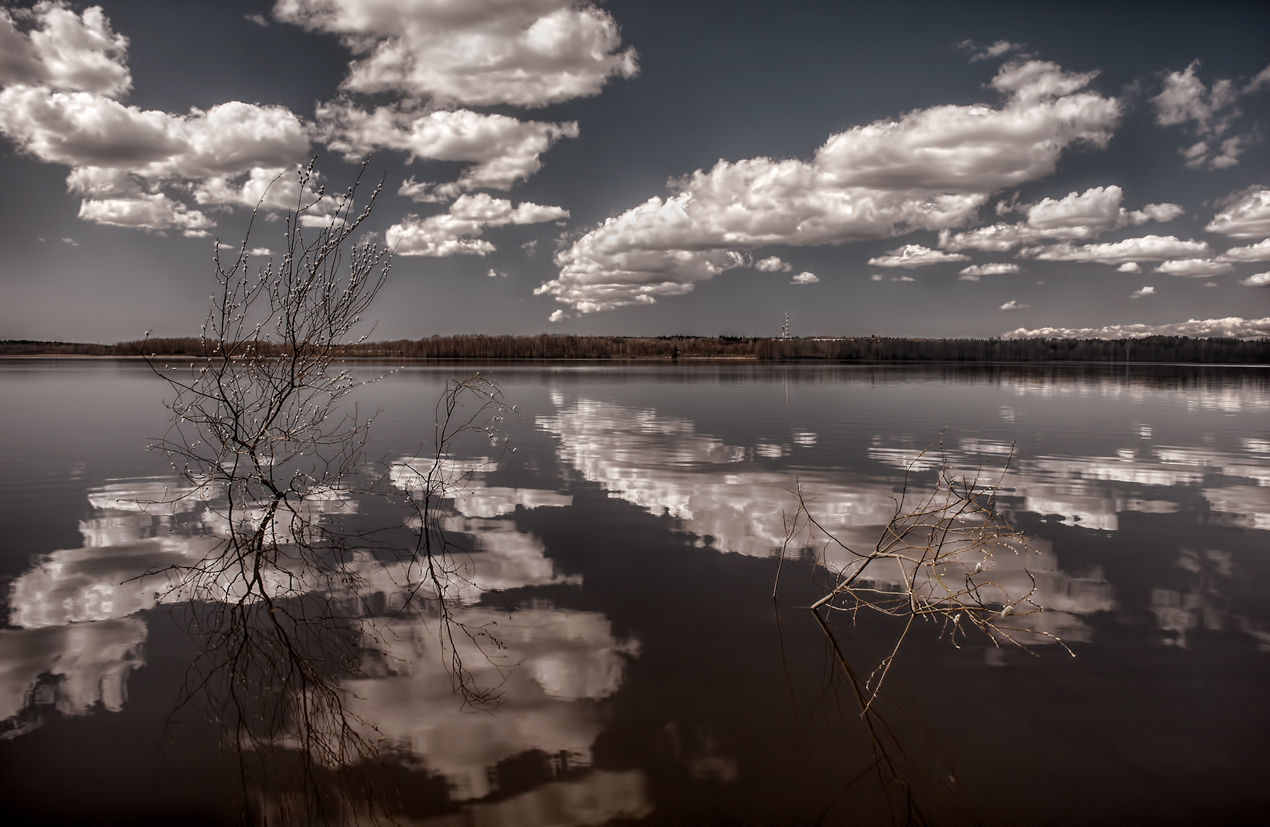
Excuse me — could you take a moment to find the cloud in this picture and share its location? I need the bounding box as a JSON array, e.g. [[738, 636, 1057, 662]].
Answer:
[[890, 275, 915, 282], [1218, 239, 1270, 262], [548, 309, 565, 323], [1117, 262, 1140, 273], [1129, 286, 1155, 298], [754, 256, 792, 273], [1154, 258, 1234, 278], [1152, 60, 1270, 169], [959, 262, 1020, 278], [940, 185, 1183, 251], [1020, 234, 1212, 265], [245, 13, 268, 27], [538, 60, 1121, 314], [1240, 272, 1270, 287], [0, 2, 131, 97], [961, 40, 1027, 63], [1000, 300, 1028, 310], [319, 104, 578, 197], [0, 84, 314, 227], [61, 236, 76, 246], [1206, 187, 1270, 239], [1004, 317, 1270, 340], [77, 192, 214, 236], [273, 0, 638, 107], [0, 5, 332, 234], [791, 271, 819, 284], [868, 244, 969, 268], [386, 192, 567, 256]]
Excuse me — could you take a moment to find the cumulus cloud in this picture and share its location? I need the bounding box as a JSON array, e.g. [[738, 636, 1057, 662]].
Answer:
[[1020, 234, 1212, 265], [273, 0, 638, 107], [386, 192, 567, 257], [0, 78, 314, 230], [319, 104, 578, 198], [1239, 272, 1270, 287], [1218, 239, 1270, 262], [1154, 258, 1233, 278], [78, 193, 214, 236], [868, 244, 969, 268], [1117, 262, 1141, 272], [958, 262, 1020, 278], [940, 185, 1183, 251], [1004, 317, 1270, 340], [1206, 187, 1270, 239], [1000, 300, 1028, 310], [1129, 286, 1155, 298], [791, 271, 819, 284], [538, 60, 1120, 314], [0, 2, 131, 97], [754, 256, 792, 272], [0, 4, 352, 235], [1152, 60, 1270, 169]]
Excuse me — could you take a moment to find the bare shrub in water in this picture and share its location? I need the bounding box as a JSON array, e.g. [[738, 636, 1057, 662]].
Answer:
[[777, 437, 1070, 822], [135, 160, 512, 822]]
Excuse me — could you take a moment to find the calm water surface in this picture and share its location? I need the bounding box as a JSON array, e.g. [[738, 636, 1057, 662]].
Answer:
[[1, 359, 1268, 825]]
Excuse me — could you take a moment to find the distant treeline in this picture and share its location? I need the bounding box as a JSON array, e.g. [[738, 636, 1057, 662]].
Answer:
[[3, 335, 1269, 364]]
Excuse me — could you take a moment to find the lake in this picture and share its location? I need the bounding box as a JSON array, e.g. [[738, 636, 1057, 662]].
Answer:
[[1, 359, 1268, 825]]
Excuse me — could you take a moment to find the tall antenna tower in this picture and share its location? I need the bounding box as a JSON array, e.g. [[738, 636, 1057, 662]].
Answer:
[[780, 312, 790, 340]]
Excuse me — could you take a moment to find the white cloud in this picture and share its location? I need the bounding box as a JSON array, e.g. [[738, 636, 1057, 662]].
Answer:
[[61, 236, 77, 246], [1218, 239, 1270, 263], [320, 104, 578, 197], [386, 192, 567, 257], [1240, 272, 1270, 287], [273, 0, 638, 107], [0, 5, 328, 234], [537, 60, 1119, 315], [77, 193, 214, 236], [1206, 187, 1270, 239], [0, 86, 308, 180], [1129, 285, 1155, 298], [791, 271, 819, 284], [959, 262, 1020, 277], [1004, 317, 1270, 340], [1117, 262, 1141, 273], [870, 274, 884, 281], [0, 2, 131, 97], [940, 186, 1183, 251], [245, 13, 268, 27], [0, 83, 314, 230], [1153, 61, 1238, 133], [1154, 258, 1234, 278], [1000, 300, 1028, 310], [1021, 234, 1212, 265], [754, 256, 792, 273], [548, 309, 565, 323], [868, 244, 969, 268], [1152, 60, 1270, 169], [1130, 202, 1186, 224], [961, 40, 1027, 63], [891, 275, 915, 282]]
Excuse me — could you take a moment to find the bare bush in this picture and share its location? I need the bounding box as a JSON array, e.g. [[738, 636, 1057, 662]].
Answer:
[[776, 437, 1070, 823], [132, 161, 514, 823]]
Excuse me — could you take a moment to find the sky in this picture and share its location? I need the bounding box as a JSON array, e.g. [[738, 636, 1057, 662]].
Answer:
[[1, 0, 1268, 343]]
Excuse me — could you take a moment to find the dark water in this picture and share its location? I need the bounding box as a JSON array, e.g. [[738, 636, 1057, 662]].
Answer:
[[1, 359, 1268, 825]]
